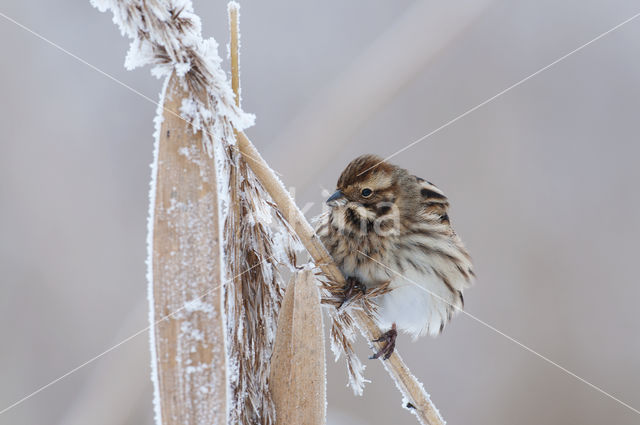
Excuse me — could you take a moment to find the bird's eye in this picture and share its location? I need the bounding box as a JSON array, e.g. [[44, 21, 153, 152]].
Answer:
[[361, 188, 373, 198]]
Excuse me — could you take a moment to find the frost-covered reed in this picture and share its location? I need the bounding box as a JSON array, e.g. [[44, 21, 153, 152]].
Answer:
[[92, 1, 444, 424]]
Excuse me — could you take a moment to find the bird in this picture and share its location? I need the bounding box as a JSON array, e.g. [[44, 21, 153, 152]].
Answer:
[[316, 154, 474, 360]]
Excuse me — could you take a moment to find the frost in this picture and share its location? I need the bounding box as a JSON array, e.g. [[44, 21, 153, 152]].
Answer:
[[180, 322, 205, 342], [88, 0, 109, 12], [178, 146, 210, 182], [271, 229, 302, 271], [151, 181, 226, 424], [179, 97, 199, 128], [332, 314, 368, 396], [380, 357, 445, 424], [183, 298, 215, 315], [124, 38, 154, 70], [145, 74, 170, 425], [175, 61, 191, 77], [211, 112, 233, 423], [185, 364, 209, 375], [91, 0, 255, 157]]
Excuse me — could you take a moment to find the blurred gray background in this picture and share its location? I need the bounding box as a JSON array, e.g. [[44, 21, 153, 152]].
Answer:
[[1, 1, 640, 424]]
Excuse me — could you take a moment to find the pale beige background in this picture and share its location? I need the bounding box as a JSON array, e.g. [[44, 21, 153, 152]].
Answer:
[[1, 1, 639, 425]]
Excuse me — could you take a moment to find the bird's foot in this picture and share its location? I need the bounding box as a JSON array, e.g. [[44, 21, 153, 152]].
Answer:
[[370, 323, 397, 360], [339, 277, 366, 308]]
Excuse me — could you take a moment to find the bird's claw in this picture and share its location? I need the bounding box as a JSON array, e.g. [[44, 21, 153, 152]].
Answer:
[[370, 324, 397, 360], [339, 277, 366, 308]]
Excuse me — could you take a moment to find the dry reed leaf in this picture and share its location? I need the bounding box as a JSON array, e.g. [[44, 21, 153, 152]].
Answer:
[[150, 74, 227, 425], [270, 270, 326, 425]]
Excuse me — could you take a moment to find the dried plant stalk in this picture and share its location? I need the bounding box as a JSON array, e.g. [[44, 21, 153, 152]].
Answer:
[[229, 2, 240, 106], [150, 74, 227, 425], [223, 4, 300, 424], [270, 270, 326, 425], [235, 131, 445, 425]]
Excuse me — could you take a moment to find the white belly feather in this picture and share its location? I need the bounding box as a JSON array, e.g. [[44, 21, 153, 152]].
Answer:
[[376, 268, 458, 338], [339, 250, 465, 339]]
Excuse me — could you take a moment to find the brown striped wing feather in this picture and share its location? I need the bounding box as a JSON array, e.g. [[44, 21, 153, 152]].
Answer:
[[413, 176, 451, 225]]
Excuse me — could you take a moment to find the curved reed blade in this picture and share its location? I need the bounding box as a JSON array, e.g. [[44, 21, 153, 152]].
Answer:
[[150, 74, 227, 425], [270, 270, 326, 425]]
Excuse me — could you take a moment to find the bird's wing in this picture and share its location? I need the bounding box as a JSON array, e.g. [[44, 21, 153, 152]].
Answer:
[[410, 176, 475, 318], [412, 176, 451, 225]]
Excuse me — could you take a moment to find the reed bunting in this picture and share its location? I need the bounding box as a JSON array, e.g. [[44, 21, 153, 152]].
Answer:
[[317, 154, 474, 359]]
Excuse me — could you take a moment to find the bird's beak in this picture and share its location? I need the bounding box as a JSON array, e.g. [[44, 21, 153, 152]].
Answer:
[[326, 190, 346, 207]]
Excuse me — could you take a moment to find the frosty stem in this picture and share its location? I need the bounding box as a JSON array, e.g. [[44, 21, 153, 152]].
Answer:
[[234, 131, 445, 425], [229, 3, 240, 107]]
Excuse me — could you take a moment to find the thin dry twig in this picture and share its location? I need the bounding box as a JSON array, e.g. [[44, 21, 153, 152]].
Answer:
[[229, 3, 240, 107]]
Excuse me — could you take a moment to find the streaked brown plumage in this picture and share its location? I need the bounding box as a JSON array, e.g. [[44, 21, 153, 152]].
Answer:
[[317, 154, 474, 358]]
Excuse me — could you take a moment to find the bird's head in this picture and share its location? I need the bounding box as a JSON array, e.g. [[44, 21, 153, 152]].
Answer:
[[326, 154, 414, 236], [327, 154, 398, 206]]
